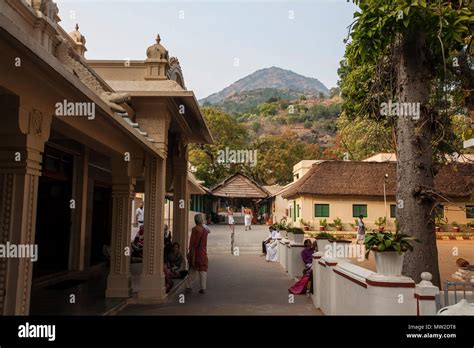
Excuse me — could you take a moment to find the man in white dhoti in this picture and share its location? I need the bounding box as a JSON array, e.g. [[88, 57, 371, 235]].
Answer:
[[244, 207, 252, 231], [265, 227, 280, 262]]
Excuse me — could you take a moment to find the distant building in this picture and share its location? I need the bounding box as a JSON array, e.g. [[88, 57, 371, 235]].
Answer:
[[279, 158, 474, 230]]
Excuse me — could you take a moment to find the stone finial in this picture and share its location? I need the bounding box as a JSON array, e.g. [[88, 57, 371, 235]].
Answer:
[[146, 34, 169, 60], [144, 34, 169, 80], [418, 272, 433, 286], [68, 23, 87, 57]]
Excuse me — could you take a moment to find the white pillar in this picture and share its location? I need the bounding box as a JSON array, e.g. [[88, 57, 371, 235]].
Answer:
[[414, 272, 440, 315]]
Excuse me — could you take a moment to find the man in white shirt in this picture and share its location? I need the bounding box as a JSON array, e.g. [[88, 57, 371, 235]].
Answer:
[[136, 202, 144, 227], [265, 227, 280, 262]]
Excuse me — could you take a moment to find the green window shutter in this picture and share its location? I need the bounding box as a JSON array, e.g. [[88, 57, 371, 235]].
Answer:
[[390, 204, 396, 218], [314, 204, 329, 217], [466, 205, 474, 219], [353, 204, 367, 218], [297, 204, 300, 218]]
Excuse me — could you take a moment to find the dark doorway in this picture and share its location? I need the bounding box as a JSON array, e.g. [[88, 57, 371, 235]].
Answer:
[[90, 185, 112, 265], [33, 146, 73, 278]]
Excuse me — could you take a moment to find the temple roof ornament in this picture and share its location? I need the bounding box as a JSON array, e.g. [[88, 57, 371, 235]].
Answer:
[[69, 24, 86, 45], [68, 23, 87, 57], [146, 34, 169, 61], [144, 34, 169, 80]]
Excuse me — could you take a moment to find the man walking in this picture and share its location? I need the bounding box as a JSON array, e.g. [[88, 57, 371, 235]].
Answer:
[[136, 202, 144, 227], [356, 215, 366, 244]]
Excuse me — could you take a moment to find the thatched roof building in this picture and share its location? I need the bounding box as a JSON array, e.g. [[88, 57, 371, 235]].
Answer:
[[210, 173, 269, 199], [281, 161, 474, 200]]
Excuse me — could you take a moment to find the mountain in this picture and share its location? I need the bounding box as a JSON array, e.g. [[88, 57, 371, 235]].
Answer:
[[200, 66, 329, 106]]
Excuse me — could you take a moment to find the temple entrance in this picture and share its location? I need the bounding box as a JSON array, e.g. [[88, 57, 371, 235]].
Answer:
[[90, 185, 112, 265], [33, 145, 74, 278]]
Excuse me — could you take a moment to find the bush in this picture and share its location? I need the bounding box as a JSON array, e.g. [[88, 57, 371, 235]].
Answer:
[[287, 227, 305, 234]]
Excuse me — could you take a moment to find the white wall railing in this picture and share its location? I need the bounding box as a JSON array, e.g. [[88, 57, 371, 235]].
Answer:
[[312, 252, 440, 315]]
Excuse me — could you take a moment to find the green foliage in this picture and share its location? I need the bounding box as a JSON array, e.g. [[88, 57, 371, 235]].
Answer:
[[335, 112, 393, 160], [364, 231, 420, 259], [259, 102, 278, 116], [319, 219, 328, 228], [374, 216, 387, 227], [189, 108, 250, 187], [316, 231, 333, 239], [333, 217, 342, 226], [287, 227, 305, 234]]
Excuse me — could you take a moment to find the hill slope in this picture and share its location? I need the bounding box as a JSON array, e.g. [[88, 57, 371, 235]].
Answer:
[[200, 66, 329, 105]]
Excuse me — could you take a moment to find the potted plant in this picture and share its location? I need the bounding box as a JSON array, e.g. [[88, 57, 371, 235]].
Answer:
[[319, 218, 328, 231], [452, 221, 460, 233], [333, 217, 343, 231], [466, 222, 474, 233], [374, 217, 386, 232], [315, 231, 333, 252], [300, 219, 310, 231], [287, 227, 305, 244], [364, 231, 419, 276]]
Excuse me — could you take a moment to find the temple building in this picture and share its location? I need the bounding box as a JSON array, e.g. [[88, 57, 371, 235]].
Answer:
[[0, 0, 211, 314]]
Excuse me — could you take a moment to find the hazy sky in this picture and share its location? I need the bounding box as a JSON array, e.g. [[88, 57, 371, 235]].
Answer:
[[56, 0, 359, 99]]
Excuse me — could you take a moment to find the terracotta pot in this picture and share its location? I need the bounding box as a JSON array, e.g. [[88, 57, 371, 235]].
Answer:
[[378, 227, 385, 232], [319, 226, 325, 231], [453, 227, 460, 232], [374, 251, 404, 276], [304, 226, 309, 231], [336, 225, 343, 231], [435, 226, 441, 232], [470, 228, 474, 233]]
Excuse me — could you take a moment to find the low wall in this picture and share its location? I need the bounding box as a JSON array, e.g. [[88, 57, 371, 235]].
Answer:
[[312, 253, 439, 315]]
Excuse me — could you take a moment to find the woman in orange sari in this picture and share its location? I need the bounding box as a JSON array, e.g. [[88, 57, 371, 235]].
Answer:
[[186, 214, 208, 294]]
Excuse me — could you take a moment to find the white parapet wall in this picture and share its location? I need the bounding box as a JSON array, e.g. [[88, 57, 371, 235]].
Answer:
[[288, 243, 305, 279], [313, 255, 439, 315]]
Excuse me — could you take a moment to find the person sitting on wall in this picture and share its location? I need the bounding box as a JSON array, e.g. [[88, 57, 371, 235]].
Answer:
[[289, 239, 314, 295], [301, 239, 314, 274], [265, 227, 280, 262], [262, 226, 274, 254], [166, 242, 188, 278]]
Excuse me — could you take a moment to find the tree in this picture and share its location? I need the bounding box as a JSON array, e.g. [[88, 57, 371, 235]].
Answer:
[[336, 112, 394, 160], [329, 87, 341, 98], [343, 0, 473, 285], [249, 131, 323, 185], [189, 108, 250, 187]]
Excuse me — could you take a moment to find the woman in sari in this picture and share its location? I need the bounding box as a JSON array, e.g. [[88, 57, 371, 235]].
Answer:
[[186, 214, 208, 294], [289, 239, 314, 295]]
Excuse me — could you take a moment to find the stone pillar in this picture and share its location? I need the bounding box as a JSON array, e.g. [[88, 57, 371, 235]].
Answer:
[[172, 139, 189, 253], [70, 146, 89, 271], [138, 154, 167, 301], [105, 158, 135, 298], [414, 272, 440, 315], [0, 95, 51, 315]]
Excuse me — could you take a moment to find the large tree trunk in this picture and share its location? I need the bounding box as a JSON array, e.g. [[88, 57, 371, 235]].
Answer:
[[395, 31, 441, 286]]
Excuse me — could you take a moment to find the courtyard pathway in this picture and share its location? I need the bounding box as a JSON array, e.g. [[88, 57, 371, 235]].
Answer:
[[119, 224, 321, 315]]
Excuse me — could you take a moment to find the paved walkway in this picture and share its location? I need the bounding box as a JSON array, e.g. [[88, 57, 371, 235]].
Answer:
[[119, 224, 321, 315]]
